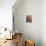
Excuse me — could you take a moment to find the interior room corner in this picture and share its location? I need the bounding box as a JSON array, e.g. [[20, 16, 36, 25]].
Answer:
[[0, 0, 46, 46]]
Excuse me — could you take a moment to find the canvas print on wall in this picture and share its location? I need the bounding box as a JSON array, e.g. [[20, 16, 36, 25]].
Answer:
[[26, 15, 32, 23]]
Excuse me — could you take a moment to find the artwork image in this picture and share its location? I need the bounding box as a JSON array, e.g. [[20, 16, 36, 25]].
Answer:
[[26, 15, 32, 23]]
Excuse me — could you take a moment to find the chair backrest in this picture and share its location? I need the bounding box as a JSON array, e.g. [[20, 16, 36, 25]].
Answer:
[[25, 40, 35, 46]]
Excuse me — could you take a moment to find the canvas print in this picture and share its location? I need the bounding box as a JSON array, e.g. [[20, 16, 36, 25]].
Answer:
[[26, 15, 32, 23]]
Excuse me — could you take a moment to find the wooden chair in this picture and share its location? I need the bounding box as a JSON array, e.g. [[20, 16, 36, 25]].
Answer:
[[25, 40, 35, 46]]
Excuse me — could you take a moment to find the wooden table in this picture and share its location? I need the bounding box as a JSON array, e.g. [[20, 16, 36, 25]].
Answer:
[[13, 33, 23, 46]]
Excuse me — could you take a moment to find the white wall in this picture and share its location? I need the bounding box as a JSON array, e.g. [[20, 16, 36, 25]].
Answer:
[[41, 0, 46, 46], [0, 0, 16, 30], [13, 0, 41, 46]]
